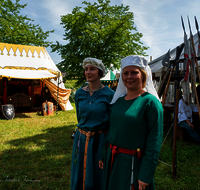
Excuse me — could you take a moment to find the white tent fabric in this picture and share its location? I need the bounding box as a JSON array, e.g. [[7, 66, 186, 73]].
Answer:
[[0, 43, 58, 72], [148, 33, 200, 76], [0, 69, 56, 79], [148, 33, 200, 103], [101, 70, 111, 80], [0, 43, 73, 110]]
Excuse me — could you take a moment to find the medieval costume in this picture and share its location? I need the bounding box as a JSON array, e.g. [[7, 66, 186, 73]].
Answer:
[[178, 96, 200, 142], [101, 55, 163, 190], [71, 58, 114, 190]]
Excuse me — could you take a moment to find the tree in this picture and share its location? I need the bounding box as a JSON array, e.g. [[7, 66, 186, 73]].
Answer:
[[51, 0, 148, 84], [0, 0, 54, 47]]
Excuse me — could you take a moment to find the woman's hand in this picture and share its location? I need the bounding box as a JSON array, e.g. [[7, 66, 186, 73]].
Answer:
[[99, 160, 103, 169], [138, 180, 149, 190]]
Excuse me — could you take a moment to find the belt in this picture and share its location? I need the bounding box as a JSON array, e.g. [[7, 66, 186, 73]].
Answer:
[[79, 129, 103, 190], [110, 144, 144, 172]]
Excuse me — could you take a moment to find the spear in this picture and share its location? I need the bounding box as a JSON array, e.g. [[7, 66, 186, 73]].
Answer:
[[161, 50, 172, 106], [158, 44, 184, 99], [181, 16, 190, 82], [187, 16, 200, 81], [180, 16, 190, 104], [195, 16, 200, 60], [187, 16, 200, 118]]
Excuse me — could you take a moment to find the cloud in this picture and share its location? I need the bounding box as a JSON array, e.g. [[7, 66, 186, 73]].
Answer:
[[121, 0, 200, 59], [17, 0, 200, 63], [41, 0, 84, 27]]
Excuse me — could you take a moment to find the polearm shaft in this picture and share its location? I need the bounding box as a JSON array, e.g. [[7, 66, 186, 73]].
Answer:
[[157, 67, 171, 98], [187, 16, 200, 118], [162, 68, 173, 107], [190, 66, 200, 118], [188, 16, 200, 82], [172, 83, 180, 178], [195, 16, 200, 60]]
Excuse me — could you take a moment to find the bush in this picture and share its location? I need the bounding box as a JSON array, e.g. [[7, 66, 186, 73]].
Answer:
[[65, 80, 82, 103]]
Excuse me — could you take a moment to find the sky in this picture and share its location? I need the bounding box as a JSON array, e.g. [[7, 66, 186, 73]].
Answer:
[[18, 0, 200, 67]]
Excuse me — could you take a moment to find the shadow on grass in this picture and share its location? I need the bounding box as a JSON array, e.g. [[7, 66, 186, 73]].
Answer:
[[0, 124, 76, 190], [155, 123, 200, 189], [14, 113, 32, 118]]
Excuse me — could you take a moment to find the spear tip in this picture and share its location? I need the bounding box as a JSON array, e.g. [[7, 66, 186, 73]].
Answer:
[[181, 15, 186, 34], [187, 15, 192, 35], [195, 16, 199, 31]]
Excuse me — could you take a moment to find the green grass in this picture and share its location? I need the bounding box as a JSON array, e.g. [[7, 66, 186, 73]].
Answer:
[[155, 124, 200, 189], [0, 103, 77, 190], [0, 105, 200, 189]]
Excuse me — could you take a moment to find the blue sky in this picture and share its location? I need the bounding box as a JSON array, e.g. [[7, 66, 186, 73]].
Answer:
[[18, 0, 200, 66]]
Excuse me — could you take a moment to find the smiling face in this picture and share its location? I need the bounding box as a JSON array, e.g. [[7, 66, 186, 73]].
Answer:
[[84, 65, 100, 82], [122, 66, 143, 91]]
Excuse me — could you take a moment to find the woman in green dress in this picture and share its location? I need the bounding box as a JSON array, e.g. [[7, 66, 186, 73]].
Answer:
[[99, 55, 163, 190], [71, 58, 114, 190]]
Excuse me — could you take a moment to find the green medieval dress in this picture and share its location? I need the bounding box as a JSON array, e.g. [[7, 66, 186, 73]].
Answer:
[[101, 92, 163, 190]]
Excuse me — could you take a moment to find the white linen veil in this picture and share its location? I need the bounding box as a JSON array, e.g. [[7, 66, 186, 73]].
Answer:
[[110, 55, 159, 104]]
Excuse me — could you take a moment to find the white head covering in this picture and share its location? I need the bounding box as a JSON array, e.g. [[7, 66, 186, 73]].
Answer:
[[110, 55, 159, 104], [82, 57, 106, 77]]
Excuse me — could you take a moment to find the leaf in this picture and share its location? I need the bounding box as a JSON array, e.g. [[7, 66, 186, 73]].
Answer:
[[0, 0, 54, 47], [51, 0, 149, 85]]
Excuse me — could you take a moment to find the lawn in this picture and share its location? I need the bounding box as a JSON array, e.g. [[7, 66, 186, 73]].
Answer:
[[0, 104, 77, 190], [0, 103, 200, 189]]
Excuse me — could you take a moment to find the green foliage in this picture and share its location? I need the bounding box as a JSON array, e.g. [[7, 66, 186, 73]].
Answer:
[[51, 0, 148, 85], [0, 0, 54, 47], [64, 80, 82, 102]]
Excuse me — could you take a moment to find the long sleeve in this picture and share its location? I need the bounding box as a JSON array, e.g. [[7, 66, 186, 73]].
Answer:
[[138, 100, 163, 184], [178, 99, 188, 123], [192, 103, 198, 112], [74, 90, 80, 123]]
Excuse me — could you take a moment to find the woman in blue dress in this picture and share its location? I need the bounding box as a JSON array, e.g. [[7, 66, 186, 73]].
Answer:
[[71, 58, 114, 190]]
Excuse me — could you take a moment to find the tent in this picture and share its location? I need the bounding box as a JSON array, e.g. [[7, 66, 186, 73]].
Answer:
[[148, 33, 200, 103], [100, 70, 118, 89], [0, 42, 73, 111], [148, 33, 200, 76]]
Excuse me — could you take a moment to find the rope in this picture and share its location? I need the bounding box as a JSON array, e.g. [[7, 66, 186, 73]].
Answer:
[[161, 122, 173, 147], [158, 160, 172, 167], [159, 122, 174, 168]]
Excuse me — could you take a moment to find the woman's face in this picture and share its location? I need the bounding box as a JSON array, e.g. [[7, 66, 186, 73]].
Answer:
[[84, 65, 100, 82], [122, 66, 143, 91]]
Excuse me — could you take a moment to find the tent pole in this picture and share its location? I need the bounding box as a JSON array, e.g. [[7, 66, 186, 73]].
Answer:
[[56, 73, 60, 115], [31, 82, 33, 108]]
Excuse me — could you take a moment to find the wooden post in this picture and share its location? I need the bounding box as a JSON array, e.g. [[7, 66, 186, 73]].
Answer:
[[41, 81, 43, 102], [6, 80, 7, 105], [172, 85, 180, 178], [31, 83, 34, 108], [56, 72, 60, 115]]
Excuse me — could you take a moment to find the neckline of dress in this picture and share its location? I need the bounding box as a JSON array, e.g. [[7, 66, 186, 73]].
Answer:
[[123, 91, 148, 101], [81, 85, 106, 93]]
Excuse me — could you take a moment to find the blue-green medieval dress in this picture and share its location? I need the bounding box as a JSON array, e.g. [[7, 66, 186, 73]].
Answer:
[[71, 86, 114, 190], [101, 92, 163, 190]]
